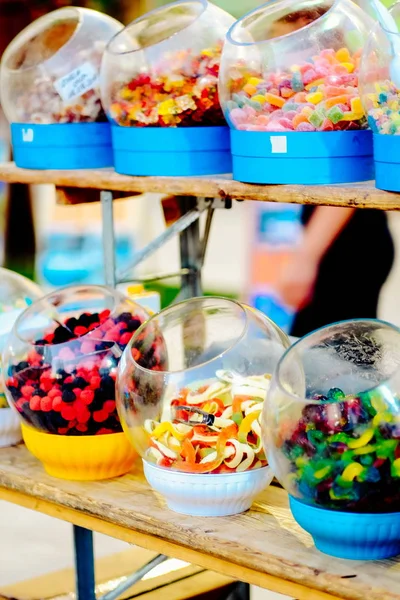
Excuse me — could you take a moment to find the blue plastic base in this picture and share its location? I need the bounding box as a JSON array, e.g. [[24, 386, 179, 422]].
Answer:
[[231, 129, 374, 184], [112, 126, 232, 176], [11, 122, 113, 170], [290, 496, 400, 560], [374, 134, 400, 192]]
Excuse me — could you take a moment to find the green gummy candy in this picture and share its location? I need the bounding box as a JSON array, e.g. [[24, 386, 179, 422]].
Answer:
[[309, 111, 323, 128], [329, 432, 350, 444], [376, 439, 397, 459], [327, 388, 345, 402], [327, 105, 344, 124]]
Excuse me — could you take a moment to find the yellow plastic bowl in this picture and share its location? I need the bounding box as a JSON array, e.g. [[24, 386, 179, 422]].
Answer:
[[22, 424, 137, 481]]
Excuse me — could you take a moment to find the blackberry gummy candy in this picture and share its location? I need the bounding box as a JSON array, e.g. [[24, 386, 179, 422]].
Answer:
[[5, 307, 163, 436]]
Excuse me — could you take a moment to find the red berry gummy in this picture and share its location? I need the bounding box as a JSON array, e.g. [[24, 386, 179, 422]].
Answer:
[[5, 306, 161, 436]]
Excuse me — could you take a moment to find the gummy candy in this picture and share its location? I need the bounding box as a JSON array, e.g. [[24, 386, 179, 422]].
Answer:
[[108, 44, 225, 128], [4, 308, 160, 436], [281, 387, 400, 512], [225, 48, 366, 132]]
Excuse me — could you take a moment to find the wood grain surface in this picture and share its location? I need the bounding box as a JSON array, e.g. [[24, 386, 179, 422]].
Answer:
[[1, 162, 400, 209], [0, 445, 399, 600]]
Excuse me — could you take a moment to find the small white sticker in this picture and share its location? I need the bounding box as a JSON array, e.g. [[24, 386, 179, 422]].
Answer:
[[270, 136, 287, 154], [54, 62, 99, 103], [22, 128, 34, 143]]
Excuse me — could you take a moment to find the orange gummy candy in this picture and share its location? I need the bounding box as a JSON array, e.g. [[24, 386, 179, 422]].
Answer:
[[264, 93, 285, 108], [325, 94, 351, 109]]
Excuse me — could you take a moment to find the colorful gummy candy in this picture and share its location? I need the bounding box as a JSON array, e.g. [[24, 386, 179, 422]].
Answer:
[[109, 44, 225, 127], [364, 80, 400, 134], [225, 48, 366, 132], [13, 42, 107, 124], [5, 308, 150, 435], [280, 387, 400, 512], [144, 372, 270, 473]]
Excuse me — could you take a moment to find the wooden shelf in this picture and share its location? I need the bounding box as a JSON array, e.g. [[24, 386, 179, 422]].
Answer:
[[0, 444, 399, 600], [1, 162, 400, 210]]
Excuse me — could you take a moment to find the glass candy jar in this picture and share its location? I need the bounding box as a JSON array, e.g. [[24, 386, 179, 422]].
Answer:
[[219, 0, 374, 184], [359, 2, 400, 191], [117, 297, 290, 516], [0, 7, 123, 169], [263, 319, 400, 559], [0, 268, 42, 448], [100, 0, 234, 176], [2, 285, 150, 480]]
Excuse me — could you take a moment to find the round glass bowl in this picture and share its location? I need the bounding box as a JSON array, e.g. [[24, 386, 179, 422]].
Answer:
[[219, 0, 374, 184], [0, 268, 42, 448], [359, 3, 400, 191], [0, 7, 123, 169], [263, 319, 400, 559], [2, 285, 150, 480], [100, 0, 234, 176], [117, 297, 289, 516]]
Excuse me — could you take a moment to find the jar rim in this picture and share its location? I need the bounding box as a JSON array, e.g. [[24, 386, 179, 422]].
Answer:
[[13, 284, 119, 347], [105, 0, 208, 57], [274, 318, 400, 405], [125, 295, 249, 376], [1, 7, 84, 74], [226, 0, 340, 47]]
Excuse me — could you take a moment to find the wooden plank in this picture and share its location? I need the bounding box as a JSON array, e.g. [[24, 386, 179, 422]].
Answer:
[[0, 446, 399, 600], [1, 162, 400, 210]]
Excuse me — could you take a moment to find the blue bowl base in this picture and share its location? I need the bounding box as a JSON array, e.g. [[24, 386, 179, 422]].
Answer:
[[114, 149, 232, 177], [232, 155, 374, 185], [290, 496, 400, 560], [314, 538, 400, 561], [11, 122, 113, 170]]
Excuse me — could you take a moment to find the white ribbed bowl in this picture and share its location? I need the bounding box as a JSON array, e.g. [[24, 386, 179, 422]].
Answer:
[[143, 461, 273, 516], [0, 407, 22, 448]]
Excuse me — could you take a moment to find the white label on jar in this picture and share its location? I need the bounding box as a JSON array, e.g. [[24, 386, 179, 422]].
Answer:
[[270, 136, 287, 154], [54, 62, 99, 103]]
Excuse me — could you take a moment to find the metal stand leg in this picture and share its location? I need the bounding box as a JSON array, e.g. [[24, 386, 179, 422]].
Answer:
[[178, 196, 202, 299], [100, 554, 167, 600], [101, 190, 116, 288], [73, 525, 96, 600]]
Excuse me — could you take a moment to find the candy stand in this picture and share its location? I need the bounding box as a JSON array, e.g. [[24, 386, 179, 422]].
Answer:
[[2, 3, 400, 600], [0, 163, 400, 600]]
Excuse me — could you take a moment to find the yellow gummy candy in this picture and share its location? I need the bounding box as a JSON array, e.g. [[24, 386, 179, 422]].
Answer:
[[201, 48, 215, 57], [341, 62, 355, 73], [251, 94, 268, 104], [306, 92, 323, 104], [348, 429, 374, 449], [341, 462, 364, 482], [350, 97, 364, 115], [247, 77, 263, 86], [373, 411, 393, 427], [392, 458, 400, 477], [158, 99, 175, 116], [336, 47, 351, 62]]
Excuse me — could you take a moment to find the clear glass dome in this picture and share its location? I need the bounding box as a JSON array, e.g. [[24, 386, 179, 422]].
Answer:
[[100, 0, 234, 128], [2, 285, 150, 435], [263, 319, 400, 513], [117, 297, 290, 474], [219, 0, 373, 132], [0, 269, 42, 409], [0, 7, 122, 124], [359, 3, 400, 135]]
